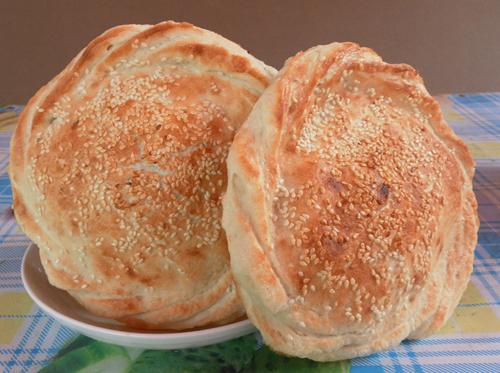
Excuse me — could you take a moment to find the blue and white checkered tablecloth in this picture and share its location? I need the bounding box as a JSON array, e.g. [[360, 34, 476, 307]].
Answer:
[[1, 93, 500, 372]]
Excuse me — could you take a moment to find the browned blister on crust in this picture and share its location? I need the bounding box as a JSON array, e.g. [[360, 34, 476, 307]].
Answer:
[[9, 21, 276, 330], [222, 42, 478, 360]]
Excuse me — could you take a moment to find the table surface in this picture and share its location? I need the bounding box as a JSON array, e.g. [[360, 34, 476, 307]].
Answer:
[[1, 93, 499, 372]]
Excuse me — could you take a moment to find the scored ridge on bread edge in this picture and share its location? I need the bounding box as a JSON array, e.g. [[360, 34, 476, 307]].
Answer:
[[9, 21, 277, 330], [222, 42, 478, 360]]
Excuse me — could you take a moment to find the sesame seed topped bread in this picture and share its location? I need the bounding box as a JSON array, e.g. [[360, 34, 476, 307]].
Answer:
[[9, 21, 276, 330], [222, 43, 478, 360]]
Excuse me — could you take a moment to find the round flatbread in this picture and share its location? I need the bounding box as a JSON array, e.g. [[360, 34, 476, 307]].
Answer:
[[10, 21, 276, 330], [222, 42, 478, 360]]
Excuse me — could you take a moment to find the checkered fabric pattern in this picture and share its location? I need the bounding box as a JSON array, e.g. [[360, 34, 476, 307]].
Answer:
[[1, 93, 499, 372]]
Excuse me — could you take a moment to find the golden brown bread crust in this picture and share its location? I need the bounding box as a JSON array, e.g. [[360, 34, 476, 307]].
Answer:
[[10, 21, 276, 330], [222, 42, 478, 360]]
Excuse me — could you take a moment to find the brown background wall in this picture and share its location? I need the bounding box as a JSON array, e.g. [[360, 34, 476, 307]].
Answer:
[[1, 0, 499, 105]]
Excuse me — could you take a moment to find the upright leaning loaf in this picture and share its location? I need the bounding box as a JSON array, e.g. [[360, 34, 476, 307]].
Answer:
[[222, 42, 479, 360]]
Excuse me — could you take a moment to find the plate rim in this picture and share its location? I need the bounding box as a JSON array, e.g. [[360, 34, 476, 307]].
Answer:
[[21, 242, 256, 349]]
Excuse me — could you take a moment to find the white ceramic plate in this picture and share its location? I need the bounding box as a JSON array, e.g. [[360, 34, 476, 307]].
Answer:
[[21, 243, 256, 349]]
